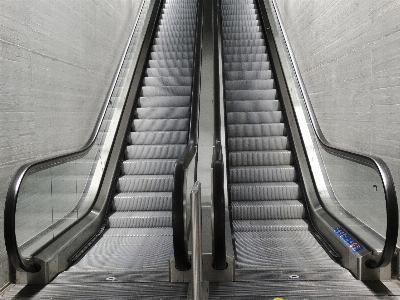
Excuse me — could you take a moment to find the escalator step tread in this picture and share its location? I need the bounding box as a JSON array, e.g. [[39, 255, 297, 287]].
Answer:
[[229, 150, 293, 166], [228, 136, 289, 151], [118, 175, 173, 193], [227, 123, 286, 137], [113, 193, 172, 211], [133, 118, 188, 132], [108, 211, 172, 228], [136, 107, 190, 119], [233, 219, 308, 232], [226, 99, 279, 112], [129, 131, 187, 145], [229, 182, 302, 201], [122, 159, 175, 175], [227, 111, 283, 124], [125, 144, 186, 159], [232, 200, 304, 220], [230, 165, 297, 182]]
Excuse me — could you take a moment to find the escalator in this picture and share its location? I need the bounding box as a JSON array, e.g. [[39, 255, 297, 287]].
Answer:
[[221, 0, 339, 270], [69, 0, 196, 271]]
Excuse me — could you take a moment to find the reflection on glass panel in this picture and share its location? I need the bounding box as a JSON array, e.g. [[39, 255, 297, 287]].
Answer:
[[15, 0, 152, 259], [316, 141, 386, 251]]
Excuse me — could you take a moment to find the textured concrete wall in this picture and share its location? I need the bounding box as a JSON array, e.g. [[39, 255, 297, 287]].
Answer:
[[0, 0, 143, 287], [275, 1, 400, 209]]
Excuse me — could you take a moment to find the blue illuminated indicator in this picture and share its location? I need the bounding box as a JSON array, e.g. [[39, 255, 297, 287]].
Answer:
[[333, 227, 363, 252]]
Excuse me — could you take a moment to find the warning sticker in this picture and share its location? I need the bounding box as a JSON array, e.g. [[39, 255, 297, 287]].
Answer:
[[333, 227, 363, 252]]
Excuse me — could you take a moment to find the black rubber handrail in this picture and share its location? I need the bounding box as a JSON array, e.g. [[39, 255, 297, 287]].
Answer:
[[211, 0, 226, 270], [262, 0, 398, 269], [4, 0, 149, 273], [172, 0, 204, 271]]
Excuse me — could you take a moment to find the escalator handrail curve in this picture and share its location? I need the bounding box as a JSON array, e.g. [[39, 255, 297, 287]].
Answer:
[[172, 0, 204, 271], [4, 0, 148, 273], [267, 0, 398, 269]]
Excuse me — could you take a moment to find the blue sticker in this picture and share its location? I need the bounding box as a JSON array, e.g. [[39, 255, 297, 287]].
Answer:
[[333, 227, 363, 252]]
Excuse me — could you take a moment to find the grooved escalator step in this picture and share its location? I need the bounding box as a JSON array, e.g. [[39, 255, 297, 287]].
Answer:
[[224, 32, 262, 40], [223, 46, 266, 55], [233, 219, 309, 232], [118, 175, 173, 193], [129, 131, 187, 145], [143, 77, 192, 87], [133, 118, 188, 132], [108, 211, 172, 228], [147, 67, 192, 77], [113, 192, 172, 211], [230, 182, 302, 201], [225, 79, 273, 90], [224, 53, 268, 63], [126, 144, 186, 159], [224, 39, 265, 48], [222, 20, 260, 28], [152, 44, 193, 53], [150, 51, 193, 60], [148, 59, 192, 69], [233, 230, 336, 269], [223, 14, 258, 21], [227, 123, 286, 137], [136, 107, 190, 119], [231, 200, 305, 220], [226, 89, 277, 101], [153, 38, 194, 47], [229, 150, 293, 166], [225, 70, 272, 81], [138, 96, 190, 108], [230, 165, 297, 183], [225, 99, 279, 112], [141, 86, 192, 97], [224, 62, 271, 72], [228, 136, 289, 151], [122, 159, 175, 175], [227, 111, 283, 124]]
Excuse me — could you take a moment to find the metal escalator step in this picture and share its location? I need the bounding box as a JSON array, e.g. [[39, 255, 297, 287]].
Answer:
[[122, 159, 175, 175], [225, 79, 273, 90], [113, 192, 172, 211], [129, 131, 187, 145], [230, 165, 297, 183], [103, 227, 172, 237], [138, 96, 190, 108], [224, 39, 265, 47], [233, 219, 308, 232], [232, 200, 304, 220], [224, 53, 268, 63], [222, 20, 260, 28], [223, 14, 257, 21], [227, 111, 283, 124], [226, 89, 277, 101], [108, 211, 171, 228], [150, 51, 193, 60], [225, 99, 279, 112], [227, 123, 286, 137], [230, 182, 301, 201], [148, 59, 192, 69], [143, 77, 192, 86], [141, 86, 192, 97], [224, 62, 270, 72], [118, 175, 173, 193], [233, 230, 337, 269], [229, 150, 293, 166], [224, 32, 262, 40], [125, 144, 185, 159], [223, 45, 266, 55], [136, 107, 189, 119], [225, 70, 272, 80], [228, 136, 288, 151], [133, 118, 188, 132], [152, 44, 193, 53], [147, 67, 192, 77], [153, 38, 193, 47]]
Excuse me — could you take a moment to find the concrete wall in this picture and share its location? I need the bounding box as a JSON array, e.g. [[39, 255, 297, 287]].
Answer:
[[0, 0, 143, 287], [275, 1, 400, 210]]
